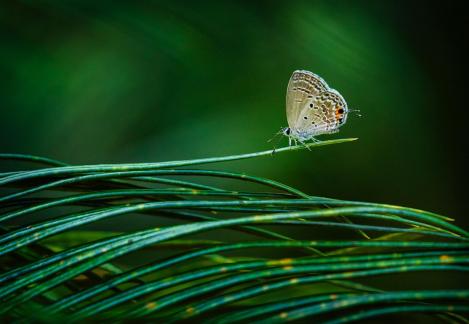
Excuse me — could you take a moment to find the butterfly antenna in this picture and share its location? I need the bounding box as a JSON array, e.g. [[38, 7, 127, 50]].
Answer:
[[349, 108, 362, 118]]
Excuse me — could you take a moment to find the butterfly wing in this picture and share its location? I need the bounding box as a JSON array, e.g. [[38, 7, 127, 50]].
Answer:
[[286, 70, 329, 129], [293, 89, 349, 138]]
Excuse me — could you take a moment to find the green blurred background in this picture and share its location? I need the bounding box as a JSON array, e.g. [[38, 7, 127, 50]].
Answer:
[[1, 1, 467, 225]]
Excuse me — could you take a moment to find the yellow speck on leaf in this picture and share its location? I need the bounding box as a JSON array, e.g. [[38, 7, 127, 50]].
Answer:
[[146, 302, 157, 310], [338, 300, 350, 307], [439, 255, 453, 263], [268, 258, 293, 266]]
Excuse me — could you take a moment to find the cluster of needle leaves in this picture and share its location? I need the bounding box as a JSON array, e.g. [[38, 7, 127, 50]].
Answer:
[[1, 138, 468, 323]]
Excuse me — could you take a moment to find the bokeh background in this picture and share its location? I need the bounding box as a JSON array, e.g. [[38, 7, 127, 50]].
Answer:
[[1, 1, 467, 226]]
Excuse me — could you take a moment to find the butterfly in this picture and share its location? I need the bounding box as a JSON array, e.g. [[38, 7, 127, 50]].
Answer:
[[282, 70, 350, 146]]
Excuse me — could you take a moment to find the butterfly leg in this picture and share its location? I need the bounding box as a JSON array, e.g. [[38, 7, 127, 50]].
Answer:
[[299, 139, 312, 151], [267, 128, 284, 143], [269, 129, 285, 155], [292, 137, 298, 147]]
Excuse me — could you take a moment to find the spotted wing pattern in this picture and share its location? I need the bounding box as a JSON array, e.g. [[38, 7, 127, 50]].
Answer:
[[286, 70, 348, 140], [286, 70, 328, 129], [293, 89, 348, 138]]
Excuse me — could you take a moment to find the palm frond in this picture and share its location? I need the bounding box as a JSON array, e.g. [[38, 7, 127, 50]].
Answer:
[[1, 139, 468, 322]]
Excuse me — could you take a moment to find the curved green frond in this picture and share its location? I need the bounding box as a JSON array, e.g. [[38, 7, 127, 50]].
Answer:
[[1, 142, 468, 322]]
